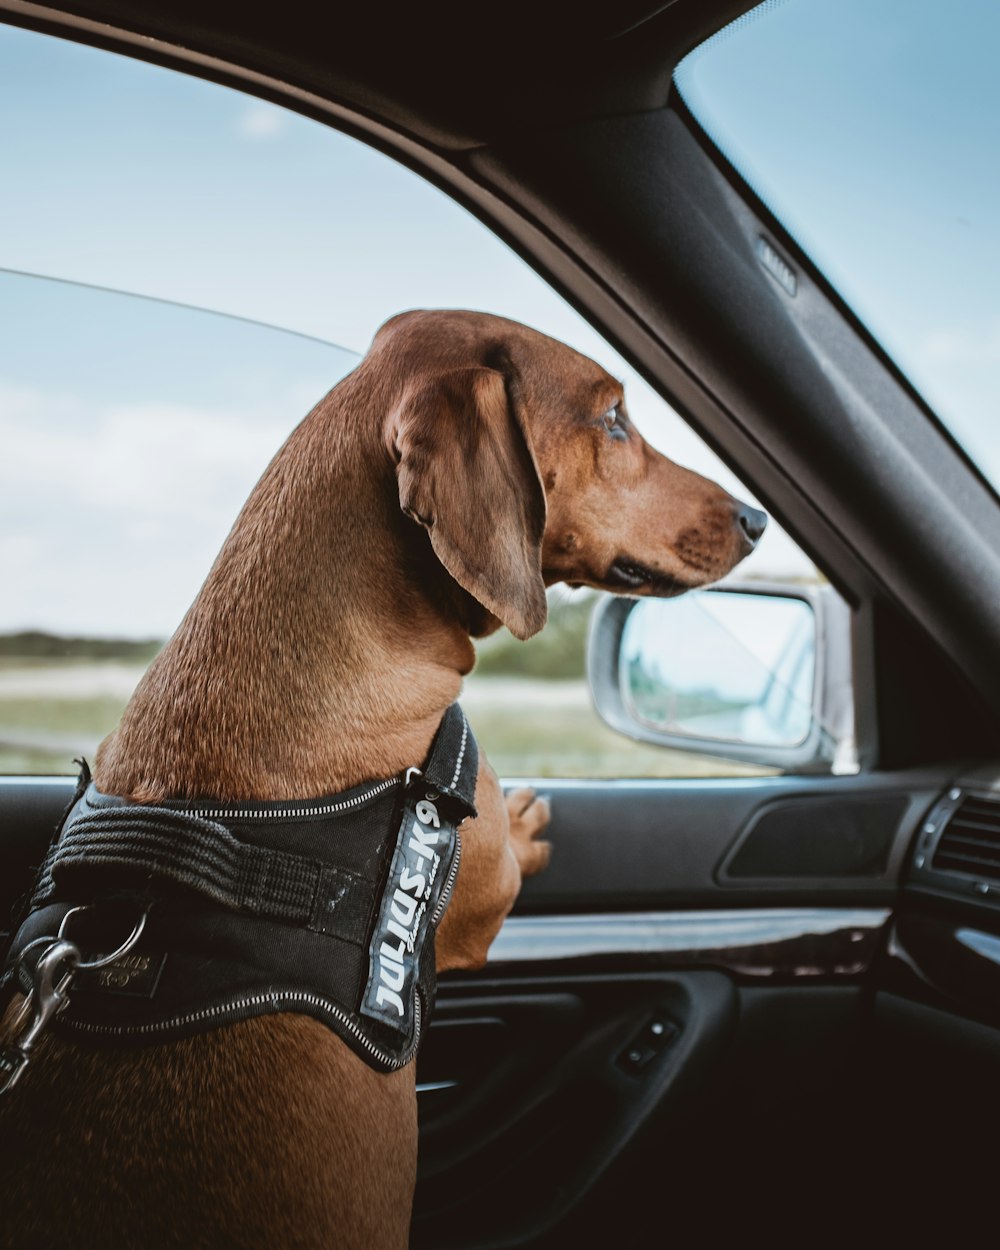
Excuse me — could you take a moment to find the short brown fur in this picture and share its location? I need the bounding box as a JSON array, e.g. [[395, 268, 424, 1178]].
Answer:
[[1, 311, 758, 1248]]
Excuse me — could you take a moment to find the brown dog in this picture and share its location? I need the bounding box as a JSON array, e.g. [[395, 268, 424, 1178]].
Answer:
[[0, 310, 763, 1248]]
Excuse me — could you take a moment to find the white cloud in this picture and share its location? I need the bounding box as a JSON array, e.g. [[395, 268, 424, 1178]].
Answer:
[[0, 386, 288, 521], [236, 103, 291, 140], [0, 380, 302, 635]]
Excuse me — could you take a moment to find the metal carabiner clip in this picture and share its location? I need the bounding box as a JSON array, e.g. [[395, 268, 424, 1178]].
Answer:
[[0, 939, 81, 1096]]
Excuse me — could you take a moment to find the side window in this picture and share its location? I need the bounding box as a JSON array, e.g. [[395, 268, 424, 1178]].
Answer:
[[0, 23, 837, 780]]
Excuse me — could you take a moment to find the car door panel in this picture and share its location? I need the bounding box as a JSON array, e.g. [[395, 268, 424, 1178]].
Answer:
[[506, 774, 945, 913], [414, 977, 873, 1247], [404, 764, 951, 1244], [412, 971, 737, 1250]]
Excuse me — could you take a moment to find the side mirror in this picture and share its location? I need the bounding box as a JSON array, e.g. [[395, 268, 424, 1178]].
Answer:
[[587, 582, 855, 774]]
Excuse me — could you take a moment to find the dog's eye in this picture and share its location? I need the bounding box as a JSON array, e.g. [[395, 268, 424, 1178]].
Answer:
[[601, 405, 626, 440]]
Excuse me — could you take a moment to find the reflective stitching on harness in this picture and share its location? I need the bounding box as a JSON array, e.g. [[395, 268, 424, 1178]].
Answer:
[[450, 714, 468, 790]]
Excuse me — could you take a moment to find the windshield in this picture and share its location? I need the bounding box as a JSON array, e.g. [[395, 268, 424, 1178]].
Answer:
[[675, 0, 1000, 492]]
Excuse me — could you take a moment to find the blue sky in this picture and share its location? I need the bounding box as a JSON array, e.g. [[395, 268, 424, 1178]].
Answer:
[[10, 1, 994, 637], [676, 0, 1000, 482], [1, 21, 617, 361]]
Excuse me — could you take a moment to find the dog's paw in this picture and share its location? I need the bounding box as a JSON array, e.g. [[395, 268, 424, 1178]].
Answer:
[[505, 787, 552, 878]]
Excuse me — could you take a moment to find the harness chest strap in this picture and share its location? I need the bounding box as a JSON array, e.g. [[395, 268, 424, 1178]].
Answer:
[[1, 703, 479, 1073]]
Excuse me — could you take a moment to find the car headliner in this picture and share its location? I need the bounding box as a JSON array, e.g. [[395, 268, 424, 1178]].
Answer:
[[0, 0, 752, 148]]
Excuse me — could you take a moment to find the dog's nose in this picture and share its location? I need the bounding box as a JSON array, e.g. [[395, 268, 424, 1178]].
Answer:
[[735, 503, 768, 548]]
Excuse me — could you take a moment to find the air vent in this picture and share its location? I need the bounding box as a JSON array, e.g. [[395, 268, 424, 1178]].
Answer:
[[932, 794, 1000, 881]]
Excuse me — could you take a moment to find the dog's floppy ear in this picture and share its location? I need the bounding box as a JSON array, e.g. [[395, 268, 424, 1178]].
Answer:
[[391, 366, 547, 640]]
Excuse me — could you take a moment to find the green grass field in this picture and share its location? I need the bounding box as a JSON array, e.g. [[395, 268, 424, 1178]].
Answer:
[[0, 597, 770, 779], [0, 656, 766, 780], [0, 656, 142, 774]]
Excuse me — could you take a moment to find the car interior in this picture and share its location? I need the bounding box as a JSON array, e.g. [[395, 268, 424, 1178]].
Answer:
[[3, 0, 1000, 1242]]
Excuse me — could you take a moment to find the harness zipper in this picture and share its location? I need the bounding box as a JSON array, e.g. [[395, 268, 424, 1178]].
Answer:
[[137, 775, 401, 823], [61, 986, 422, 1071], [430, 829, 461, 927]]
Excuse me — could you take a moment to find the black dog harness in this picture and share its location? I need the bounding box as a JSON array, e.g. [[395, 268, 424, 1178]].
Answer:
[[0, 704, 478, 1082]]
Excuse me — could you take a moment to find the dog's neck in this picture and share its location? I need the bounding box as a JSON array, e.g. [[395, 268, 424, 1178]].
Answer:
[[95, 377, 478, 803]]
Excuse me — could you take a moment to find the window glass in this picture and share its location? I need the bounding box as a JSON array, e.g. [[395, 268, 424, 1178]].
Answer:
[[1, 22, 821, 779], [675, 0, 1000, 493], [0, 271, 355, 773]]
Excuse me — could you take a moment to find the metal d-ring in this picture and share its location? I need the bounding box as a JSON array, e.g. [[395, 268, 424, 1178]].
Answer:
[[57, 903, 150, 971]]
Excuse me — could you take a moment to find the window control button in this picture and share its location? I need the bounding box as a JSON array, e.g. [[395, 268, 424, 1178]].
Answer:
[[644, 1018, 679, 1049], [618, 1043, 657, 1074], [617, 1017, 680, 1074]]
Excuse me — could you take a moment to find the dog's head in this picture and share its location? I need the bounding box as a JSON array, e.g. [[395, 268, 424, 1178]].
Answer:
[[375, 310, 766, 640]]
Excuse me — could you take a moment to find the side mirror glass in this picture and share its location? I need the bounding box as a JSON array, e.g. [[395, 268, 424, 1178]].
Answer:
[[622, 592, 814, 747], [588, 583, 855, 773]]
